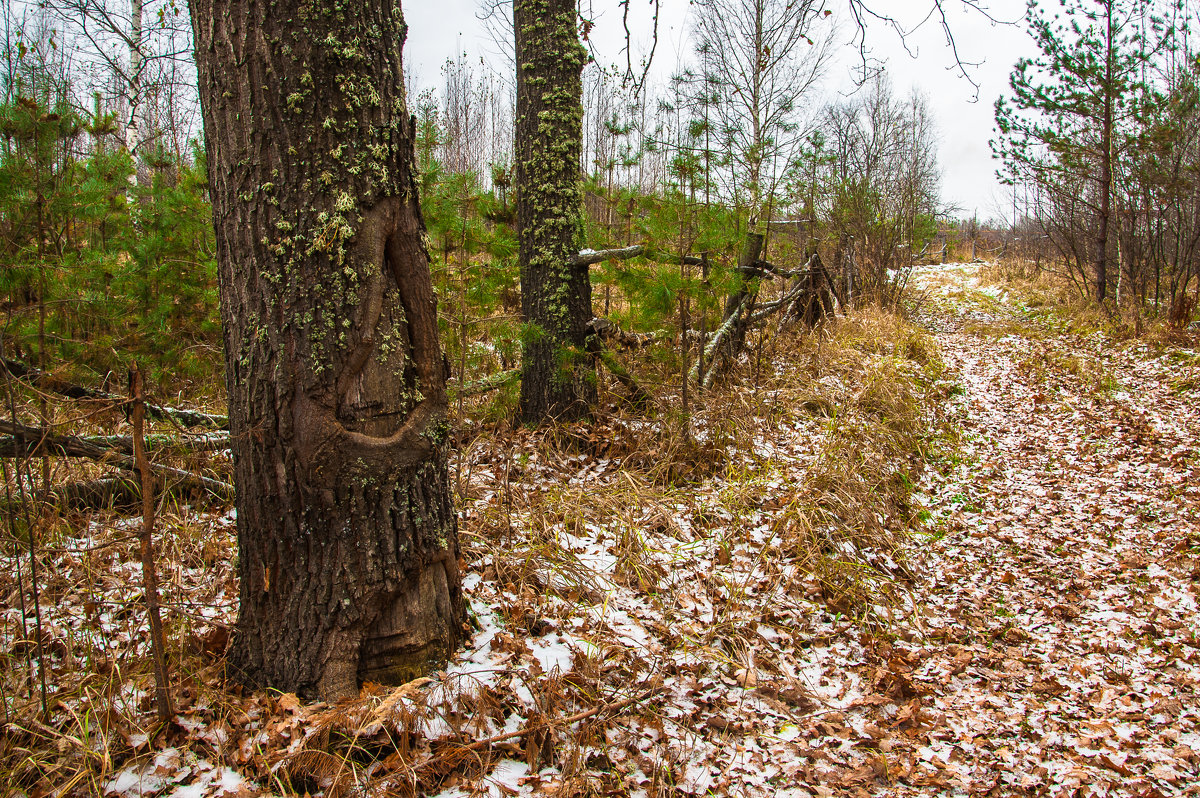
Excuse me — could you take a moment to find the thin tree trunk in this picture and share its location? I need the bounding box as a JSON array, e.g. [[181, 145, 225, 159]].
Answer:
[[1096, 0, 1114, 304], [126, 0, 144, 189], [131, 366, 172, 723]]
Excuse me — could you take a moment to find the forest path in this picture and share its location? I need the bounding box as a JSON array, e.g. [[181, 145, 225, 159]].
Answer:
[[879, 263, 1200, 795]]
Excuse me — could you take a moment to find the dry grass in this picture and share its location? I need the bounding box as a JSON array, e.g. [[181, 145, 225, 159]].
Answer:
[[981, 258, 1200, 347], [1, 303, 957, 796], [464, 306, 950, 623]]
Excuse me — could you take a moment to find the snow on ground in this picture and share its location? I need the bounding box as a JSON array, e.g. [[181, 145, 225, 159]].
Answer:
[[8, 261, 1200, 797], [887, 261, 1200, 795], [414, 262, 1200, 795]]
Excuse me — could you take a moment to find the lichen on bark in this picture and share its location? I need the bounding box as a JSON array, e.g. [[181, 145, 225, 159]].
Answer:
[[515, 0, 596, 422], [190, 0, 465, 699]]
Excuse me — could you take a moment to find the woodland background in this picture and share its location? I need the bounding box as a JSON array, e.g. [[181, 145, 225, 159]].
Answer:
[[3, 0, 1200, 795]]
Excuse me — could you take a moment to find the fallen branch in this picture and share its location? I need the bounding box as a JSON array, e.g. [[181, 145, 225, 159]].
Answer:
[[751, 257, 819, 279], [1, 432, 229, 458], [46, 476, 140, 510], [690, 233, 765, 388], [691, 293, 751, 389], [587, 317, 658, 349], [595, 348, 652, 408], [449, 369, 520, 399], [574, 245, 706, 268], [573, 245, 646, 267], [0, 419, 234, 501], [446, 684, 662, 754], [30, 473, 228, 512], [2, 358, 229, 430], [584, 323, 652, 407], [747, 280, 812, 325]]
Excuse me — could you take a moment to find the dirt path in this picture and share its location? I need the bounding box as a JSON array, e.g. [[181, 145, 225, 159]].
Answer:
[[880, 263, 1200, 795]]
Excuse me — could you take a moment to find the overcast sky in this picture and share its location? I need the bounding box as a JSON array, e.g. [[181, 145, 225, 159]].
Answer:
[[404, 0, 1039, 223]]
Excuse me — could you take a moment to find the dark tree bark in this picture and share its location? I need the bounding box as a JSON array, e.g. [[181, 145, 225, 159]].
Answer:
[[190, 0, 465, 699], [1096, 0, 1114, 304], [515, 0, 595, 423]]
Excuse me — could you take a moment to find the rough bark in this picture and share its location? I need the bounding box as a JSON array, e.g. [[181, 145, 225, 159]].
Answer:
[[190, 0, 465, 699], [719, 232, 766, 371], [785, 252, 835, 327], [515, 0, 595, 423]]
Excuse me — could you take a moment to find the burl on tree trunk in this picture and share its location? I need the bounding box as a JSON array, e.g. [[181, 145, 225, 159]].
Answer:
[[191, 0, 465, 699]]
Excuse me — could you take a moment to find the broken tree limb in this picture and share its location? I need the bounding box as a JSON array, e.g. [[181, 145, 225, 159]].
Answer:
[[690, 293, 751, 389], [689, 252, 832, 388], [2, 358, 229, 430], [749, 254, 818, 323], [0, 419, 234, 501], [595, 348, 652, 408], [573, 245, 707, 268], [748, 280, 812, 325], [692, 233, 765, 388], [784, 252, 835, 327], [751, 258, 821, 279], [46, 476, 141, 510], [584, 321, 651, 407], [587, 317, 658, 349], [22, 473, 230, 512], [573, 245, 646, 267]]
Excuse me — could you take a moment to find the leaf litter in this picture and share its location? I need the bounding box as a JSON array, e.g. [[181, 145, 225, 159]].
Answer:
[[3, 262, 1198, 796]]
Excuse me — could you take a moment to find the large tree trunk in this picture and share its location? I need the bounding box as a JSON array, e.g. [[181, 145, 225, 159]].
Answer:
[[515, 0, 595, 423], [190, 0, 465, 700]]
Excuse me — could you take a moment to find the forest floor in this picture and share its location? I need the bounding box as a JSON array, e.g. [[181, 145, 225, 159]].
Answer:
[[5, 261, 1200, 797], [868, 263, 1200, 796]]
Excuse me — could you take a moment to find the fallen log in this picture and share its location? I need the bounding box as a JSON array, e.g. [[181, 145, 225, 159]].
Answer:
[[1, 432, 230, 458], [0, 419, 234, 502], [1, 358, 229, 430], [12, 473, 229, 512], [49, 475, 141, 511]]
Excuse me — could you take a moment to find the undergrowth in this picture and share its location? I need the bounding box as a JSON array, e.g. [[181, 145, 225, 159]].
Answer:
[[981, 259, 1200, 349], [1, 306, 958, 797]]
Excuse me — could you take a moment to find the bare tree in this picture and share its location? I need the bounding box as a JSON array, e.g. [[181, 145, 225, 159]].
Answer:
[[692, 0, 833, 224], [822, 75, 941, 299], [36, 0, 198, 175]]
